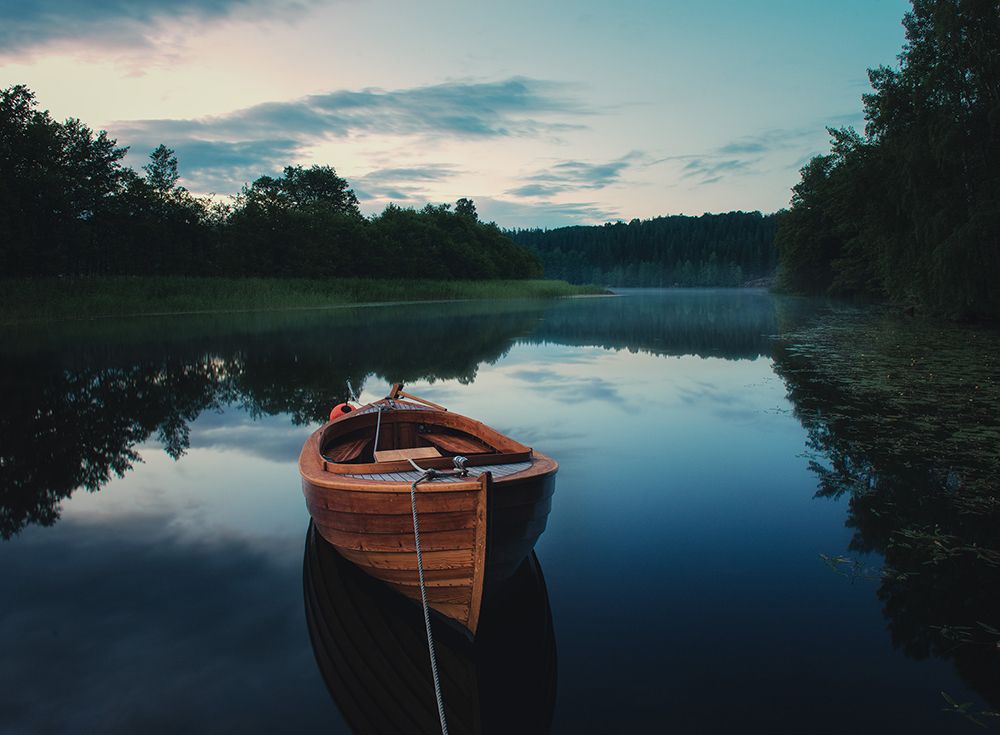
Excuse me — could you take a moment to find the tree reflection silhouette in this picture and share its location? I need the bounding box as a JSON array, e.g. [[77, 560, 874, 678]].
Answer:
[[772, 307, 1000, 710], [0, 303, 537, 538], [0, 291, 778, 539]]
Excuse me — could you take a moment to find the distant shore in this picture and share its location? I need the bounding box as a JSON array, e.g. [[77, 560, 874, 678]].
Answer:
[[0, 277, 606, 325]]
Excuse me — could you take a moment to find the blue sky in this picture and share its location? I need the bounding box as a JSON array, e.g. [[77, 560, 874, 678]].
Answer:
[[0, 0, 911, 227]]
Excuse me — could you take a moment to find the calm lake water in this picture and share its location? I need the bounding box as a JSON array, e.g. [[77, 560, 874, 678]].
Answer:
[[2, 288, 997, 733]]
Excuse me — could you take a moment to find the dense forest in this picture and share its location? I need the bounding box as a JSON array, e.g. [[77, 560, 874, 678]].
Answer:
[[510, 212, 778, 286], [0, 85, 541, 280], [776, 0, 1000, 320]]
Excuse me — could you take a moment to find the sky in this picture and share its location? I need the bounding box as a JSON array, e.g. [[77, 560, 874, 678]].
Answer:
[[0, 0, 911, 228]]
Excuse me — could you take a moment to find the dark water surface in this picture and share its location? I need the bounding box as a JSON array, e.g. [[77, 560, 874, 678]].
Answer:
[[2, 289, 997, 733]]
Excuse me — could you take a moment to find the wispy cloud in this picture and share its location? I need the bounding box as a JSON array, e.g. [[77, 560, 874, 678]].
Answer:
[[717, 141, 768, 155], [715, 128, 808, 156], [117, 78, 585, 141], [113, 78, 587, 194], [662, 124, 834, 185], [681, 157, 755, 183], [679, 113, 867, 185], [513, 371, 626, 404], [485, 153, 641, 225], [0, 0, 316, 55], [351, 165, 460, 202], [507, 183, 564, 198], [528, 156, 638, 187], [507, 152, 642, 198]]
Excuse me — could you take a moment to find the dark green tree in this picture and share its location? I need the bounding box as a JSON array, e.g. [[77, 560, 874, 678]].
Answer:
[[239, 165, 361, 217], [143, 144, 180, 195], [776, 0, 1000, 319], [455, 197, 478, 221], [0, 85, 131, 276], [120, 146, 211, 275]]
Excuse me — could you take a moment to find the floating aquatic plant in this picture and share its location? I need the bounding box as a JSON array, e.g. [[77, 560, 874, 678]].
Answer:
[[775, 305, 1000, 710]]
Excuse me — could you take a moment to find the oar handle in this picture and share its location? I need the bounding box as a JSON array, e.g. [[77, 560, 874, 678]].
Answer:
[[388, 382, 448, 411]]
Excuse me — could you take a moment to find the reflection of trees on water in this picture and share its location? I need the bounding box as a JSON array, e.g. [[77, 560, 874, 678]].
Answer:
[[1, 292, 787, 539], [1, 356, 223, 536], [527, 289, 779, 359], [0, 303, 540, 538], [772, 309, 1000, 710]]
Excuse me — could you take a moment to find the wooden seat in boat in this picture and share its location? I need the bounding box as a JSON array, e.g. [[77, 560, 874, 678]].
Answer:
[[373, 446, 442, 463], [421, 432, 493, 455], [323, 436, 372, 463]]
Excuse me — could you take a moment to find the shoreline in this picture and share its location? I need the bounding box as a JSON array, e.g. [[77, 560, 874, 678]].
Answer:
[[0, 277, 606, 326]]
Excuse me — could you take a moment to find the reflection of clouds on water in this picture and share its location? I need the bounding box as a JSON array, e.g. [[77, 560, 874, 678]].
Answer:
[[675, 379, 763, 423], [188, 411, 310, 464], [506, 368, 556, 383], [677, 379, 752, 407], [508, 369, 625, 405], [495, 425, 590, 463], [540, 376, 624, 405], [0, 515, 340, 734], [713, 406, 764, 422]]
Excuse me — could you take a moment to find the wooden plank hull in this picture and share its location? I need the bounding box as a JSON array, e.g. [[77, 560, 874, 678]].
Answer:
[[299, 400, 557, 636], [303, 523, 557, 735]]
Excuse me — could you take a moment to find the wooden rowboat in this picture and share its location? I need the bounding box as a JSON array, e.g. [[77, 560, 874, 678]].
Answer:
[[299, 384, 557, 636]]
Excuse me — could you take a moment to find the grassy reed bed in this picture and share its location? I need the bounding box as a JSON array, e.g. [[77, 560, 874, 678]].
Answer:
[[0, 277, 605, 325]]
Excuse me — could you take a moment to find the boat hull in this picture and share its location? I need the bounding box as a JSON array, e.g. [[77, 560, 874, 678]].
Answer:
[[303, 470, 490, 633], [304, 523, 558, 734], [300, 411, 557, 635]]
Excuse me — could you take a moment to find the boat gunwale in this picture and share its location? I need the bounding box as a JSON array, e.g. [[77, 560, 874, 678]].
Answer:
[[301, 448, 556, 493], [299, 400, 557, 491]]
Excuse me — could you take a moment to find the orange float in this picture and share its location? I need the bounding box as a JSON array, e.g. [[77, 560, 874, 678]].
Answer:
[[328, 403, 354, 421]]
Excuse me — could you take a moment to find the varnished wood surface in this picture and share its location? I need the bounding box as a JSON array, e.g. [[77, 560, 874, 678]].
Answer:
[[373, 446, 442, 463], [303, 524, 558, 735], [326, 450, 533, 477], [324, 436, 372, 463], [299, 397, 557, 635], [421, 432, 493, 455], [306, 488, 480, 516], [304, 472, 490, 633], [314, 403, 534, 475]]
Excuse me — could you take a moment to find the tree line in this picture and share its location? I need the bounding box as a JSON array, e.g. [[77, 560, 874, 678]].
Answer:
[[776, 0, 1000, 320], [509, 211, 778, 287], [0, 85, 541, 280]]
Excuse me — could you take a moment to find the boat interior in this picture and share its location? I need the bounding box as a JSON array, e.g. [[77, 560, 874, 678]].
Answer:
[[318, 388, 532, 474], [321, 412, 500, 465]]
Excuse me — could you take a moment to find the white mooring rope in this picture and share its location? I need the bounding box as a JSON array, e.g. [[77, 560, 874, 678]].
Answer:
[[373, 403, 384, 455], [410, 472, 449, 735]]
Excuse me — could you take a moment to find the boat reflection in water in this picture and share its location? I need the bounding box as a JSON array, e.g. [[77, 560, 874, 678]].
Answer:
[[304, 523, 558, 734]]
